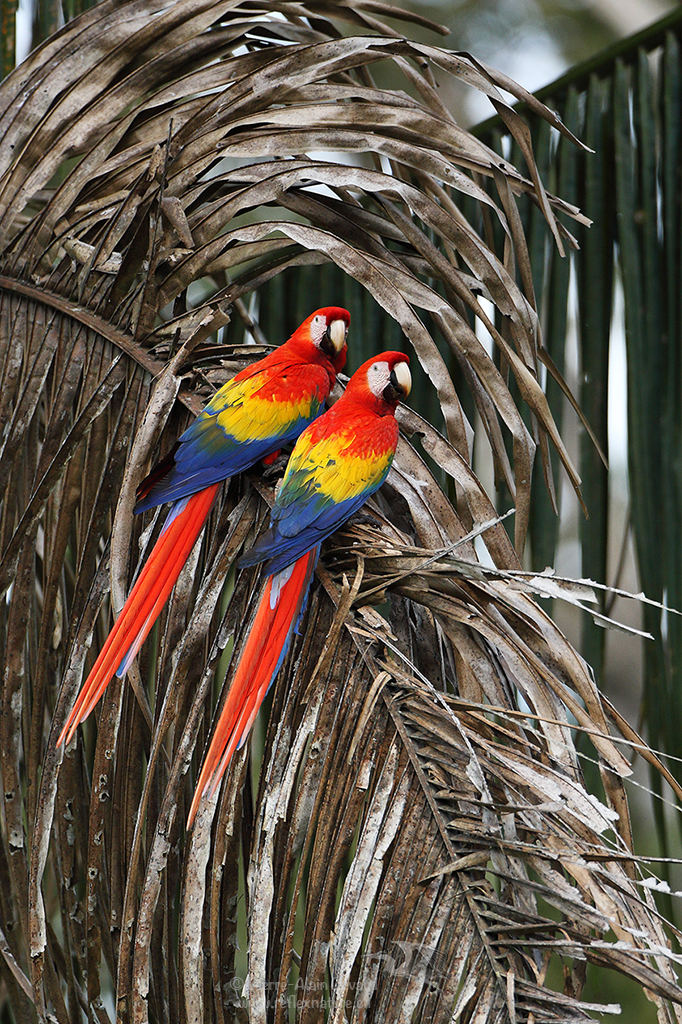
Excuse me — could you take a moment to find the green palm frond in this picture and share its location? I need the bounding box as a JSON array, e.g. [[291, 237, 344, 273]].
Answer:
[[475, 5, 682, 862]]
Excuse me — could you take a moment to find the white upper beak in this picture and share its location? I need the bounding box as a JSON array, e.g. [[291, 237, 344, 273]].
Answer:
[[393, 360, 411, 397], [328, 318, 347, 354]]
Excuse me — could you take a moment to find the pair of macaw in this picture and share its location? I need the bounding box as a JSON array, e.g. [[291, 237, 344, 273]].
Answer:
[[58, 307, 411, 826]]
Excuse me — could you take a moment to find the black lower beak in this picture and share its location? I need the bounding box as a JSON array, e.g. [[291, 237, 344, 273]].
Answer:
[[382, 367, 407, 403]]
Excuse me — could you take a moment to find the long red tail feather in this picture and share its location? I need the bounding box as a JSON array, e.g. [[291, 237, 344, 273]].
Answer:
[[57, 484, 220, 748], [187, 546, 319, 826]]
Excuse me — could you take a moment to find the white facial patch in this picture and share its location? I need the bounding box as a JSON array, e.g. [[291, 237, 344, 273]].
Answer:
[[310, 314, 328, 345], [367, 360, 392, 397]]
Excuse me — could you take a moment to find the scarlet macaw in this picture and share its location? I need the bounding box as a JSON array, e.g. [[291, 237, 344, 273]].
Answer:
[[187, 351, 412, 826], [57, 307, 350, 748]]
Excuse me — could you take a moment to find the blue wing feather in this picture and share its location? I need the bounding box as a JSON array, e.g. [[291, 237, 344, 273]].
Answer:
[[135, 425, 307, 512], [238, 493, 369, 576], [135, 365, 330, 512], [240, 464, 393, 575]]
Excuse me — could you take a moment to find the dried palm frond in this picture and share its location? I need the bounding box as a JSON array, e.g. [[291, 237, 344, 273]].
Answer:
[[0, 2, 680, 1022], [0, 0, 593, 556]]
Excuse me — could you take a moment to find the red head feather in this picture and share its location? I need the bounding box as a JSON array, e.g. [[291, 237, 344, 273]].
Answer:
[[288, 306, 350, 373], [344, 351, 411, 412]]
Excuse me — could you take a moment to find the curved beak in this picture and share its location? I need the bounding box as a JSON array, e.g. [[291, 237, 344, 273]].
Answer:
[[322, 318, 348, 357], [384, 360, 411, 402]]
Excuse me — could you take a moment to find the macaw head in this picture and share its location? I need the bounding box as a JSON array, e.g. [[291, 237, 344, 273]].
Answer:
[[291, 307, 350, 372], [347, 351, 412, 412]]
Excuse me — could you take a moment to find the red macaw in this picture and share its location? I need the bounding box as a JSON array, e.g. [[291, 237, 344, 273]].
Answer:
[[187, 351, 412, 826], [57, 308, 351, 748]]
